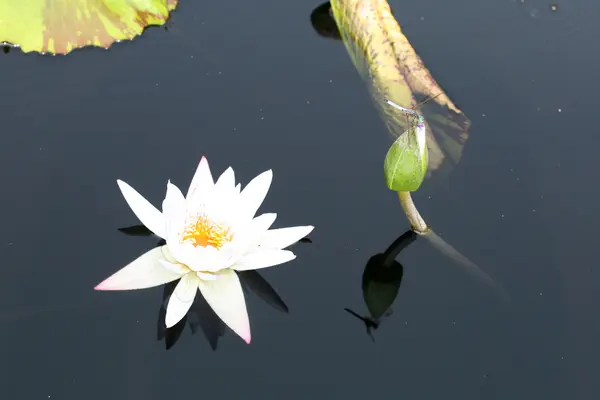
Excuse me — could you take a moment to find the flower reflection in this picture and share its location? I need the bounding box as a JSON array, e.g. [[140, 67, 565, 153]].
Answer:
[[96, 157, 313, 344], [157, 270, 292, 350], [345, 230, 416, 341], [118, 225, 304, 350]]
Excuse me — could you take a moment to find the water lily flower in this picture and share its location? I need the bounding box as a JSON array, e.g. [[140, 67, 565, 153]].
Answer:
[[95, 157, 313, 344]]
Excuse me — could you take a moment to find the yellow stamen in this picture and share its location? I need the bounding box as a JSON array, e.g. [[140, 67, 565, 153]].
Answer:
[[182, 215, 233, 249]]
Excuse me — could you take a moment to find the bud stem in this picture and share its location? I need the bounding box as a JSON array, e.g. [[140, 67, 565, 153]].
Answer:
[[397, 191, 428, 234]]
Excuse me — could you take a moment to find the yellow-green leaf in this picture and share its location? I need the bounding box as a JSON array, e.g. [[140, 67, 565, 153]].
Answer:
[[329, 0, 471, 182], [0, 0, 178, 55]]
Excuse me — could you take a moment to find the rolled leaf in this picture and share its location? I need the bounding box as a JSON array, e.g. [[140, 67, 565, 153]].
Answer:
[[328, 0, 471, 182]]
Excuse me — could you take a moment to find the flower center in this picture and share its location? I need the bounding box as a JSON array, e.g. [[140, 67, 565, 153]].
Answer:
[[181, 214, 233, 249]]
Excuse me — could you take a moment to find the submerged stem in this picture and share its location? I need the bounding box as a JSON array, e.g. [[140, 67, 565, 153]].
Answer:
[[397, 191, 428, 234], [396, 191, 509, 300]]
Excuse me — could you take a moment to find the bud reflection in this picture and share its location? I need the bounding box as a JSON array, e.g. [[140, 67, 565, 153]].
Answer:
[[345, 230, 417, 341]]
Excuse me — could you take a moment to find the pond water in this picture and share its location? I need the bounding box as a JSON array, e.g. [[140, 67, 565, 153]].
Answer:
[[1, 0, 599, 398]]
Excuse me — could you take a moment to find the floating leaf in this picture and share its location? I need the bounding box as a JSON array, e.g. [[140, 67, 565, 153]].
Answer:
[[326, 0, 471, 182], [0, 0, 179, 55]]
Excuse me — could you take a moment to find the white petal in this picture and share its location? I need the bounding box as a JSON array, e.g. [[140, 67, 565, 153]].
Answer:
[[214, 167, 236, 193], [162, 181, 188, 262], [166, 241, 202, 273], [259, 226, 314, 250], [165, 272, 199, 328], [158, 259, 190, 275], [233, 250, 296, 271], [238, 170, 272, 222], [186, 245, 227, 273], [161, 245, 178, 264], [198, 269, 251, 343], [117, 180, 165, 239], [196, 271, 218, 281], [226, 213, 277, 259], [95, 247, 183, 291], [248, 213, 278, 235], [186, 156, 214, 200], [200, 167, 239, 222]]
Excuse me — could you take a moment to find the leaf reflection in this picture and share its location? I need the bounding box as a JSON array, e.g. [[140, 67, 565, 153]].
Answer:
[[345, 230, 416, 341], [310, 2, 341, 40], [118, 223, 305, 350]]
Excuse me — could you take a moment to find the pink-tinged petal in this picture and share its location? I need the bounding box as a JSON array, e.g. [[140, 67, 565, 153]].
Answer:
[[165, 272, 199, 328], [233, 250, 296, 271], [117, 180, 165, 239], [198, 269, 251, 344], [238, 170, 273, 222], [94, 247, 183, 291], [259, 226, 314, 250], [186, 156, 214, 201]]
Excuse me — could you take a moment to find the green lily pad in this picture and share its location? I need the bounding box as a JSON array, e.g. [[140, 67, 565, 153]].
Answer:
[[0, 0, 178, 55]]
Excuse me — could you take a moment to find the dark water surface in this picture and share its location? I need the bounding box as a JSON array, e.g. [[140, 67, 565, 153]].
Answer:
[[1, 0, 599, 398]]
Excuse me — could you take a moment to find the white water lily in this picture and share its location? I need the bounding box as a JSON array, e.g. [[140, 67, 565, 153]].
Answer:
[[95, 157, 313, 343]]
